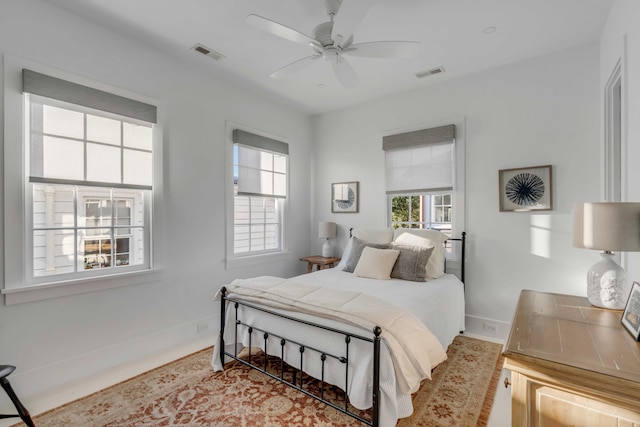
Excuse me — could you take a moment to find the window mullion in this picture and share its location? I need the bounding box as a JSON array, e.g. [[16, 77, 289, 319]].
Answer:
[[120, 121, 124, 185], [83, 113, 88, 182], [263, 198, 267, 250], [248, 196, 253, 252], [74, 185, 79, 273], [110, 189, 115, 267]]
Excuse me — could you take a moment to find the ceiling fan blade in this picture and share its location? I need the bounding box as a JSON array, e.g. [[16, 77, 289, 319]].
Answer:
[[344, 41, 420, 58], [331, 57, 358, 89], [331, 0, 371, 47], [246, 14, 319, 47], [270, 55, 322, 79]]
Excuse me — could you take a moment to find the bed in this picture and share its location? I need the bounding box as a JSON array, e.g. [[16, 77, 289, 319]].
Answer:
[[212, 228, 466, 427]]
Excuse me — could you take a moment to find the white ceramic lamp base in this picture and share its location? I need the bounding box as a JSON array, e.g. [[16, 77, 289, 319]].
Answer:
[[586, 252, 631, 310], [322, 239, 332, 257]]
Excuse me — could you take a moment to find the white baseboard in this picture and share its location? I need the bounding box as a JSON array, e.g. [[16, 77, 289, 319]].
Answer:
[[0, 316, 217, 423]]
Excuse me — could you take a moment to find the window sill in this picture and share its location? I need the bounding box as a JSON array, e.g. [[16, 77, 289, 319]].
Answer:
[[1, 269, 164, 305], [225, 251, 291, 270]]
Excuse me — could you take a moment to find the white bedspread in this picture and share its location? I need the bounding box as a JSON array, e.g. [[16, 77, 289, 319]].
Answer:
[[293, 269, 465, 348], [214, 275, 447, 394], [212, 269, 465, 427]]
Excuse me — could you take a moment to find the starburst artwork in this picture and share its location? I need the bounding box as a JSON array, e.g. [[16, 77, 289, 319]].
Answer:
[[505, 173, 545, 206], [499, 165, 552, 212]]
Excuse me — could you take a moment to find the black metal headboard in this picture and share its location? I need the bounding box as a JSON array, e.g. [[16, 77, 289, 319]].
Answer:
[[347, 228, 466, 284], [447, 232, 466, 284]]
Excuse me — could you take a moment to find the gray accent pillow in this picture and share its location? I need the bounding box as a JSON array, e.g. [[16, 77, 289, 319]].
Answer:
[[342, 236, 390, 273], [390, 244, 435, 282]]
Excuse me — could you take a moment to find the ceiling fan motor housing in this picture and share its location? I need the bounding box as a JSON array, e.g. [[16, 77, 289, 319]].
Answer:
[[313, 21, 336, 48]]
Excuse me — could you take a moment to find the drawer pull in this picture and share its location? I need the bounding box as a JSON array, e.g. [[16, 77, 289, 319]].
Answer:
[[504, 377, 511, 388]]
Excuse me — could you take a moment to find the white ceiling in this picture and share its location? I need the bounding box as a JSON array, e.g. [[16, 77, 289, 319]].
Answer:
[[42, 0, 613, 115]]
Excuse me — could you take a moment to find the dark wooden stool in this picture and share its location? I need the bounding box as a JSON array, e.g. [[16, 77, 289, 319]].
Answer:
[[0, 365, 35, 427]]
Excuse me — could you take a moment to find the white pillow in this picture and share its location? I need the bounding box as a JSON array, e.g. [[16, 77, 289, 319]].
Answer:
[[352, 247, 400, 280], [392, 228, 447, 245], [351, 228, 394, 244], [393, 230, 447, 279]]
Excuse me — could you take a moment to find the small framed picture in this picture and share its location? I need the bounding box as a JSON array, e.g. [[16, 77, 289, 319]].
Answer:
[[499, 165, 553, 212], [622, 281, 640, 341], [332, 181, 359, 213]]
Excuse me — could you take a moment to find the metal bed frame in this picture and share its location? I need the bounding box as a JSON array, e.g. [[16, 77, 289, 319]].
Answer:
[[218, 231, 466, 427]]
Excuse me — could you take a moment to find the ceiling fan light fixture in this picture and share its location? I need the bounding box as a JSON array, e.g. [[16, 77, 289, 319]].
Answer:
[[322, 48, 340, 62]]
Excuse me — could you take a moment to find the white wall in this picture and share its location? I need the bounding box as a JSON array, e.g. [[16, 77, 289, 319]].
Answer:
[[0, 0, 312, 411], [311, 43, 601, 338], [1, 0, 628, 415], [600, 0, 640, 281]]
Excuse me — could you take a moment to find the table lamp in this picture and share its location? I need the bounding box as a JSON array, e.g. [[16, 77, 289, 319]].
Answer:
[[573, 202, 640, 309], [319, 221, 337, 257]]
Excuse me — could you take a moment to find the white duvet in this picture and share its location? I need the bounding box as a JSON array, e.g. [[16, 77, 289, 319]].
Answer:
[[212, 268, 465, 427]]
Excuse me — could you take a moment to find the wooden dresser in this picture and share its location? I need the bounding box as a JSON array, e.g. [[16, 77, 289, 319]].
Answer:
[[503, 290, 640, 426]]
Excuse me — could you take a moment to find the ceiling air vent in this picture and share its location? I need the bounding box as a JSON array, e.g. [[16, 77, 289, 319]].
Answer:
[[191, 43, 225, 61], [415, 66, 445, 79]]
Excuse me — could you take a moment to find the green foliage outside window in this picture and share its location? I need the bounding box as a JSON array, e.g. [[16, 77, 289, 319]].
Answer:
[[391, 195, 422, 229]]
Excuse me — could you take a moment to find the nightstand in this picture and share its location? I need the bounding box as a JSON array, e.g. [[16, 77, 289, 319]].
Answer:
[[299, 256, 341, 273], [503, 290, 640, 426]]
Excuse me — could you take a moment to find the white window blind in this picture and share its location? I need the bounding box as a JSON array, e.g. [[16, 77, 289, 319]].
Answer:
[[23, 69, 156, 190], [383, 125, 455, 194], [233, 129, 288, 198]]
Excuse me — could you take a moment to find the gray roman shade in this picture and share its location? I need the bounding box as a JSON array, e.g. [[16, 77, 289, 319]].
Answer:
[[382, 124, 455, 150], [383, 124, 456, 194], [232, 129, 289, 155], [22, 69, 157, 124], [233, 129, 288, 198]]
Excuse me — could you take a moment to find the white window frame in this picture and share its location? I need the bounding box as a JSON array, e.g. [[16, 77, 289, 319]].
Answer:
[[603, 58, 625, 203], [384, 117, 466, 259], [225, 121, 289, 269], [76, 190, 143, 272], [29, 185, 147, 278], [2, 55, 164, 305], [389, 191, 453, 232]]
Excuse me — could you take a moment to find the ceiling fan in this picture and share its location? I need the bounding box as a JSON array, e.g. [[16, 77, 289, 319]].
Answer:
[[246, 0, 420, 89]]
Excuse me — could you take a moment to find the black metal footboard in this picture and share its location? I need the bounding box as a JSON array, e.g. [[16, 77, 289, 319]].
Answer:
[[219, 288, 381, 427]]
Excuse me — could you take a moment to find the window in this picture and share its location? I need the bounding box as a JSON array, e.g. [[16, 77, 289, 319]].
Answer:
[[231, 129, 288, 257], [3, 67, 159, 299], [383, 122, 464, 249], [32, 185, 145, 277], [84, 197, 133, 268], [390, 193, 452, 235]]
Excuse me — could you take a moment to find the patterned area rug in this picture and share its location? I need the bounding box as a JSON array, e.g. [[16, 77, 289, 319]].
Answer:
[[18, 335, 503, 427]]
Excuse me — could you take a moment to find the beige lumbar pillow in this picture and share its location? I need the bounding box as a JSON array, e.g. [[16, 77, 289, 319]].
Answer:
[[353, 246, 400, 280]]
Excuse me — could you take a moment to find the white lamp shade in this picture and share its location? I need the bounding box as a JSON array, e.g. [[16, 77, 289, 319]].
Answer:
[[573, 202, 640, 251], [318, 222, 337, 239]]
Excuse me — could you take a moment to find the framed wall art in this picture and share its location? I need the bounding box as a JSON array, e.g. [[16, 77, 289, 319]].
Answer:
[[622, 281, 640, 341], [331, 181, 359, 213], [499, 165, 553, 212]]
